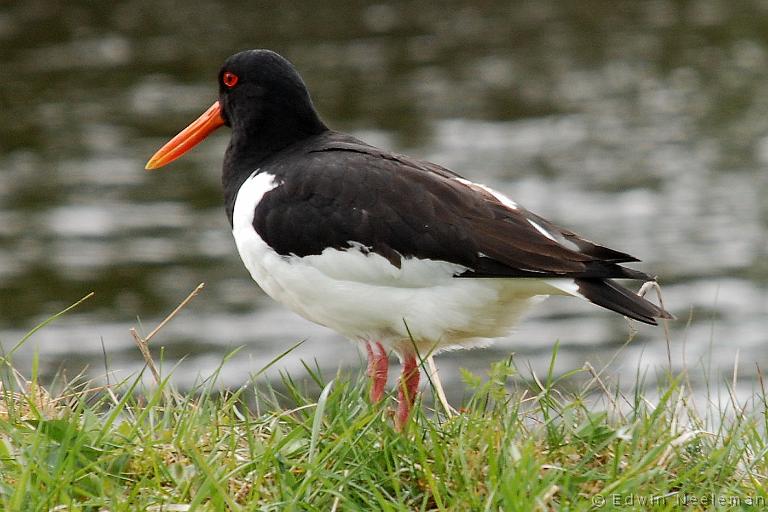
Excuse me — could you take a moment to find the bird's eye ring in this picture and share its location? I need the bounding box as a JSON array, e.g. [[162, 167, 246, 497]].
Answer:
[[222, 71, 239, 88]]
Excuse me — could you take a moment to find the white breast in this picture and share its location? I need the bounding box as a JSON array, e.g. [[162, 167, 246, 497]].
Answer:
[[232, 172, 567, 353]]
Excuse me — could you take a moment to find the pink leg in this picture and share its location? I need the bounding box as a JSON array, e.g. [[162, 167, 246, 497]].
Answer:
[[395, 353, 420, 431], [365, 341, 388, 403]]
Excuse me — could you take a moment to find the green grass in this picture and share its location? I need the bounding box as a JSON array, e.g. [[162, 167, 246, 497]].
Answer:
[[1, 301, 767, 510]]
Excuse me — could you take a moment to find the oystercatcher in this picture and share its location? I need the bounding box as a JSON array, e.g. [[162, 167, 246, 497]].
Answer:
[[146, 49, 672, 429]]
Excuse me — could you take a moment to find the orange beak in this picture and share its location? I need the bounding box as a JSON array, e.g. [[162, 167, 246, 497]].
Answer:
[[145, 101, 225, 170]]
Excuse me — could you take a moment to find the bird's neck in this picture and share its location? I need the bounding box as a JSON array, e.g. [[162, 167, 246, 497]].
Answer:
[[221, 115, 327, 226]]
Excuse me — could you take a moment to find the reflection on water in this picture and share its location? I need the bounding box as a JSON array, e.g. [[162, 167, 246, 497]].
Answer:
[[1, 0, 766, 396]]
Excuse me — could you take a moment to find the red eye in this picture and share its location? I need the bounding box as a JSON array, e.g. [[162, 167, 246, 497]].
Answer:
[[222, 71, 239, 88]]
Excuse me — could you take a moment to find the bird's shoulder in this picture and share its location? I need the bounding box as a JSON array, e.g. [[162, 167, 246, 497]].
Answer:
[[263, 131, 460, 185]]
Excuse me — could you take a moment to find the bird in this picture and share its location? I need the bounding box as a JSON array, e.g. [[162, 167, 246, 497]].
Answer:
[[145, 49, 672, 429]]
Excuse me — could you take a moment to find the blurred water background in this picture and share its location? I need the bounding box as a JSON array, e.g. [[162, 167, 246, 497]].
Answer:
[[1, 0, 766, 399]]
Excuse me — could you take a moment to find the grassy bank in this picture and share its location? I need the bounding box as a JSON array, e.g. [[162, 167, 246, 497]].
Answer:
[[1, 299, 766, 510]]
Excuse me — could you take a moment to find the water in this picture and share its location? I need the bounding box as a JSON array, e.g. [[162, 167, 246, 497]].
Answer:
[[1, 0, 766, 397]]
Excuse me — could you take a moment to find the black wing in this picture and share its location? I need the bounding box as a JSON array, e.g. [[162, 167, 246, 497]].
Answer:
[[252, 132, 672, 324]]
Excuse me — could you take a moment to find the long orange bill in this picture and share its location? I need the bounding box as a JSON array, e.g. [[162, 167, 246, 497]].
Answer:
[[145, 101, 225, 170]]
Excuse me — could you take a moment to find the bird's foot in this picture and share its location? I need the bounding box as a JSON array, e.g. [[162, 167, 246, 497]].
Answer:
[[366, 341, 388, 403], [395, 353, 420, 431]]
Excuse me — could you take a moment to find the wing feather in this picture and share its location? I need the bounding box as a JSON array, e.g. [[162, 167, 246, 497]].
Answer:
[[250, 132, 671, 323]]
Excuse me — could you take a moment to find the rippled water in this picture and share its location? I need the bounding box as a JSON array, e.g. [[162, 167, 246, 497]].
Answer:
[[1, 1, 766, 397]]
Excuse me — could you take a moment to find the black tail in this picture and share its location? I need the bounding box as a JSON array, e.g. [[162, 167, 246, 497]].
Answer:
[[574, 278, 674, 325]]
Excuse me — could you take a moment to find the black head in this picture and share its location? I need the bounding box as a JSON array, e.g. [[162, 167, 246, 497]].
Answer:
[[217, 50, 327, 146], [145, 49, 327, 172]]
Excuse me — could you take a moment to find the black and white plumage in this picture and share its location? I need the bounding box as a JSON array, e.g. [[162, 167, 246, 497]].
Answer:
[[146, 49, 672, 428]]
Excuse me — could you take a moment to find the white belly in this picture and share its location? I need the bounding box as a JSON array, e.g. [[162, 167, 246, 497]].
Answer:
[[232, 172, 563, 353]]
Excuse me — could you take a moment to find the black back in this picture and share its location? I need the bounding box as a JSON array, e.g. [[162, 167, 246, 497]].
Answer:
[[241, 131, 645, 281]]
